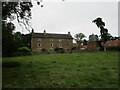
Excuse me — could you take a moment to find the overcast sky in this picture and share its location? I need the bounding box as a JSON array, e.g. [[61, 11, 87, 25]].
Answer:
[[14, 0, 119, 40]]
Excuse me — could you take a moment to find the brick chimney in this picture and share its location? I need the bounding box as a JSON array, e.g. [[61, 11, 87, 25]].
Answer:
[[44, 30, 46, 35], [32, 28, 34, 33], [68, 31, 70, 35]]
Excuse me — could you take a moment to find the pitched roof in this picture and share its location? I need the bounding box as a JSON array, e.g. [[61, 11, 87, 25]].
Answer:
[[32, 33, 73, 39], [89, 34, 99, 42]]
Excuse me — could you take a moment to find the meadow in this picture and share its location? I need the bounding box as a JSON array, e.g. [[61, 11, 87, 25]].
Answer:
[[2, 51, 119, 88]]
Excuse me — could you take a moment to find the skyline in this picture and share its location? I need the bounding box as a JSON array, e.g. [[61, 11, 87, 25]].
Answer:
[[14, 0, 118, 40]]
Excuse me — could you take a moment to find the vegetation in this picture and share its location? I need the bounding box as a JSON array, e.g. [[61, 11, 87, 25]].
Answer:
[[92, 17, 109, 51], [3, 52, 118, 88], [2, 2, 33, 57], [74, 33, 86, 50]]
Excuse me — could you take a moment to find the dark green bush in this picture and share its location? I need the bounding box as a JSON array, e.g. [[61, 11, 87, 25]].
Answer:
[[18, 47, 31, 56], [106, 46, 120, 51], [41, 49, 48, 54], [2, 61, 21, 68], [54, 48, 65, 53], [18, 47, 30, 52]]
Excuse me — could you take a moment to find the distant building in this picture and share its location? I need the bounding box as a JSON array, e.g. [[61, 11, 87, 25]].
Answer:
[[87, 34, 101, 51], [31, 30, 73, 53], [105, 40, 120, 47]]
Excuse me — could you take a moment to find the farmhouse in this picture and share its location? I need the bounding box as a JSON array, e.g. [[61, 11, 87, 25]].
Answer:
[[31, 30, 73, 53]]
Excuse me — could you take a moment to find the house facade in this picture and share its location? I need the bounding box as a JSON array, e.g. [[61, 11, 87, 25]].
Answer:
[[31, 30, 73, 53]]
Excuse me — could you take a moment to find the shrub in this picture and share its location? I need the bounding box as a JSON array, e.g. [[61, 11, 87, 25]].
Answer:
[[54, 48, 65, 53], [106, 46, 120, 51], [41, 49, 48, 54], [18, 47, 31, 56]]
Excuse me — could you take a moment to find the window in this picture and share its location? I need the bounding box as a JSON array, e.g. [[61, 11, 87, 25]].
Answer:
[[38, 38, 41, 42], [38, 43, 41, 47], [67, 49, 69, 51], [50, 43, 54, 47], [59, 43, 62, 47]]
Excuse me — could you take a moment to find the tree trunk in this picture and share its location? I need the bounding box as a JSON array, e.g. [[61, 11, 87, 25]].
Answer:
[[102, 42, 107, 52]]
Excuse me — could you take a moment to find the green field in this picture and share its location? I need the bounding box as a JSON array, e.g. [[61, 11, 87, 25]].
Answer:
[[3, 51, 118, 88]]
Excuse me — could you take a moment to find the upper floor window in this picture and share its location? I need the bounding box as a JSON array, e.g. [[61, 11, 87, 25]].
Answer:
[[38, 38, 41, 42], [38, 43, 41, 47], [59, 43, 62, 47], [50, 43, 54, 47]]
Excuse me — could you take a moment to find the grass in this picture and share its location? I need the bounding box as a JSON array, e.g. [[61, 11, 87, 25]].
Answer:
[[2, 51, 119, 88]]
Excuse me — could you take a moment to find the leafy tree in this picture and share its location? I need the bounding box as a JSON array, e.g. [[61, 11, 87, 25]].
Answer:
[[2, 2, 33, 31], [92, 17, 109, 51], [2, 2, 33, 57], [74, 33, 86, 49], [2, 21, 16, 57]]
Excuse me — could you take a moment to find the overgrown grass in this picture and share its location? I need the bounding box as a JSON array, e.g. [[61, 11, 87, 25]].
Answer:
[[2, 51, 119, 88]]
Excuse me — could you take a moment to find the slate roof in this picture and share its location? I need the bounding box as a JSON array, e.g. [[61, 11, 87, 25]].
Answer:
[[89, 34, 99, 42], [32, 33, 73, 39]]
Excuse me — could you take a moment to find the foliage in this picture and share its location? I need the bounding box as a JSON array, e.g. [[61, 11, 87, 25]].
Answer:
[[92, 17, 108, 43], [2, 2, 33, 31], [18, 47, 30, 52], [17, 47, 31, 56], [71, 47, 77, 50], [106, 46, 120, 51], [2, 21, 16, 57], [74, 33, 86, 45], [41, 49, 48, 54], [83, 39, 88, 45], [54, 48, 65, 53], [3, 52, 118, 88], [2, 2, 33, 57]]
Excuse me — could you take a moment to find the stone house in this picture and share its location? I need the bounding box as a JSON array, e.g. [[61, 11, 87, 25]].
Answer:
[[31, 30, 73, 53]]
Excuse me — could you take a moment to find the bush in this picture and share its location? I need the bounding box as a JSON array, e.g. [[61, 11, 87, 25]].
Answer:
[[3, 61, 21, 68], [54, 48, 65, 53], [18, 47, 31, 56], [41, 49, 48, 54], [71, 47, 77, 50], [106, 46, 120, 51], [18, 47, 30, 52]]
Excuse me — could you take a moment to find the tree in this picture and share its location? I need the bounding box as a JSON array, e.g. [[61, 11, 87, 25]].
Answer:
[[92, 17, 109, 51], [2, 21, 16, 57], [2, 2, 33, 31], [74, 33, 86, 50], [2, 2, 33, 57], [83, 39, 88, 45]]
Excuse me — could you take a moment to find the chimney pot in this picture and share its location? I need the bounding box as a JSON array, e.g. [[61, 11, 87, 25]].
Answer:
[[44, 30, 46, 35], [68, 31, 70, 35]]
